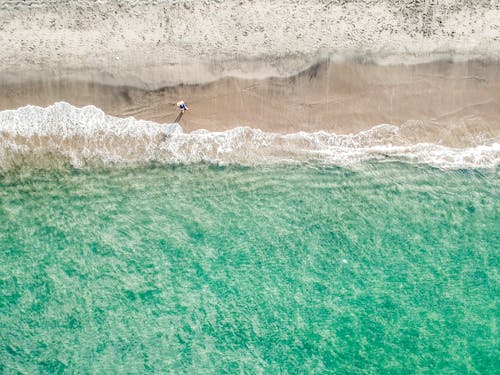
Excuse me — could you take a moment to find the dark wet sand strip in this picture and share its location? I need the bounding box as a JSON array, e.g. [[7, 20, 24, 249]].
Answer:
[[1, 60, 499, 147]]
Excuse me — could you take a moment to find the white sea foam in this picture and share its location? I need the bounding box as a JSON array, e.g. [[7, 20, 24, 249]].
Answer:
[[0, 102, 498, 171]]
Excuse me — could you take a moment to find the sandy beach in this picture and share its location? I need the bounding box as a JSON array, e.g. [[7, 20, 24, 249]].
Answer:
[[1, 0, 499, 147]]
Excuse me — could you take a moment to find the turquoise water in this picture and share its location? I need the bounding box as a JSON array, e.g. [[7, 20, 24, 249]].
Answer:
[[1, 163, 498, 374]]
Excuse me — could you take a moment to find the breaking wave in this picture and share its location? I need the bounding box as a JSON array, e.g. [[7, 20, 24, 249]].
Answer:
[[0, 102, 498, 171]]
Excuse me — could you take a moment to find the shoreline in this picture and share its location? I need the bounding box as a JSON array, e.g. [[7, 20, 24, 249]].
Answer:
[[1, 102, 499, 171], [2, 0, 499, 147], [1, 60, 499, 147]]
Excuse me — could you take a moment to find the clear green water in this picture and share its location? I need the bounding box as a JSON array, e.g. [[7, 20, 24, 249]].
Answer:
[[1, 163, 498, 374]]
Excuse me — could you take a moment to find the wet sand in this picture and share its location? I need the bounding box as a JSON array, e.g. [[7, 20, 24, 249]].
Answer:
[[1, 60, 499, 147]]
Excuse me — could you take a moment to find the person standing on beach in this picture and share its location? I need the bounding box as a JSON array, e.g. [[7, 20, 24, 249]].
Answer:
[[177, 101, 188, 111], [174, 100, 188, 123]]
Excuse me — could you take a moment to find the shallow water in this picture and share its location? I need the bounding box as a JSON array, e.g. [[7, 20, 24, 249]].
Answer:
[[1, 163, 498, 373]]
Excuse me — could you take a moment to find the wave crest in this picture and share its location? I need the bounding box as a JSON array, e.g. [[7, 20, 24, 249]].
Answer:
[[0, 102, 498, 170]]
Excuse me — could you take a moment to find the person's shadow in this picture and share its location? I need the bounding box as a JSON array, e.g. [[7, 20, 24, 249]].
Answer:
[[174, 111, 184, 123]]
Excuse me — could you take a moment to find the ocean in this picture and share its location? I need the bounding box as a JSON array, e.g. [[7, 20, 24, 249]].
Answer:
[[1, 104, 498, 373]]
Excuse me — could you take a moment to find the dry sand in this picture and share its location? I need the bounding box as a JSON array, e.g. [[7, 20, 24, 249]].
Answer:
[[2, 0, 500, 87]]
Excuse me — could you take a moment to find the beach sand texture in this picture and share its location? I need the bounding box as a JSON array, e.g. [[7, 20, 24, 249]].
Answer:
[[1, 0, 500, 145]]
